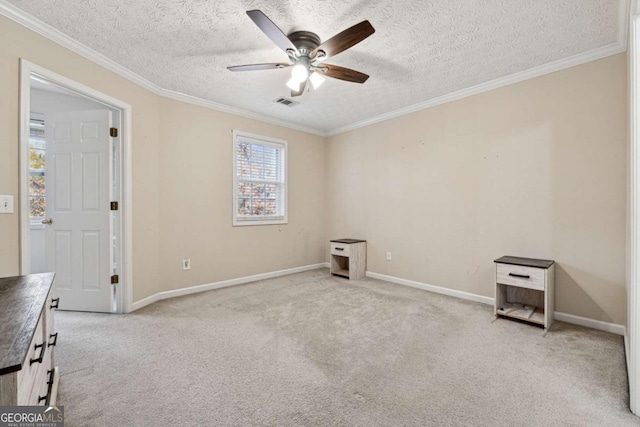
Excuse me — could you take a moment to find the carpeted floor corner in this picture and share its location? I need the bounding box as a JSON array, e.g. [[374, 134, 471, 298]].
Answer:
[[56, 269, 639, 426]]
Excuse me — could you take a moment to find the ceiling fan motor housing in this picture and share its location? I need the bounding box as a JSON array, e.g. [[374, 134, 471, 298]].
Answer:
[[288, 31, 322, 57]]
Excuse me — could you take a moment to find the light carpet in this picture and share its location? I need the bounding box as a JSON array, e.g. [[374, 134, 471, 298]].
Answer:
[[56, 269, 638, 426]]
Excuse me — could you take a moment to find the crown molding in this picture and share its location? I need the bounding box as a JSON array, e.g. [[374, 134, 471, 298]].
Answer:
[[0, 0, 327, 137], [328, 0, 629, 136], [327, 41, 626, 136], [0, 0, 161, 93], [0, 0, 628, 139], [160, 88, 326, 136]]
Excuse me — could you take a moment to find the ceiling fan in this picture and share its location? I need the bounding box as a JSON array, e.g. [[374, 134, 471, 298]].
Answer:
[[227, 10, 375, 97]]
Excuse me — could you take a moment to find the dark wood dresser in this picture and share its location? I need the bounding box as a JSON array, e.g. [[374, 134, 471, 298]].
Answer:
[[0, 273, 59, 405]]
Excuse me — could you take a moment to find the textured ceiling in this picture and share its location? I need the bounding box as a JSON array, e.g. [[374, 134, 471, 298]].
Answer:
[[7, 0, 623, 133]]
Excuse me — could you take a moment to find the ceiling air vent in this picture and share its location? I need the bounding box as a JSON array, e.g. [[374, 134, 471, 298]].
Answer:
[[274, 97, 298, 107]]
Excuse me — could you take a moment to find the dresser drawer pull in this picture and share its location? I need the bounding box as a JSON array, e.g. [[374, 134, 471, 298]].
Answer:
[[30, 343, 45, 365], [335, 247, 344, 251], [50, 298, 60, 309], [47, 369, 54, 386], [48, 333, 58, 347], [508, 273, 530, 279], [37, 370, 55, 405]]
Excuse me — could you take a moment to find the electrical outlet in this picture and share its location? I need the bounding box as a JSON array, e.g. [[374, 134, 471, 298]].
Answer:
[[183, 258, 191, 271], [386, 251, 392, 261]]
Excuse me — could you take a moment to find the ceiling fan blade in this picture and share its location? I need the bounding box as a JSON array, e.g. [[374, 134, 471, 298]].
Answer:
[[311, 20, 375, 59], [320, 64, 369, 83], [227, 63, 290, 72], [291, 79, 307, 97], [246, 10, 298, 55]]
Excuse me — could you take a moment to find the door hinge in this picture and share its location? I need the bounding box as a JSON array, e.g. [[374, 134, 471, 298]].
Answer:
[[111, 275, 119, 284], [110, 127, 118, 138], [110, 201, 118, 211]]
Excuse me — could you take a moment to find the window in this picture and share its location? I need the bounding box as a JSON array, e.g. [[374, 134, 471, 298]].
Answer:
[[29, 116, 46, 221], [233, 130, 287, 226]]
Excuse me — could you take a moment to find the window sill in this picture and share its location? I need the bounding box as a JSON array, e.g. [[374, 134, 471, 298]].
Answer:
[[233, 217, 287, 227]]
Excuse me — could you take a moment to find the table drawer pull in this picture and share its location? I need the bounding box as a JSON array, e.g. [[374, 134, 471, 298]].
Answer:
[[50, 298, 59, 309], [48, 333, 58, 347], [335, 247, 344, 251], [30, 343, 45, 365], [508, 273, 530, 279]]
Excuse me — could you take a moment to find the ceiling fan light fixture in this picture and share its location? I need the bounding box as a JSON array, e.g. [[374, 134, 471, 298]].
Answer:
[[286, 77, 301, 92], [291, 63, 309, 82], [228, 10, 374, 98], [309, 72, 325, 89]]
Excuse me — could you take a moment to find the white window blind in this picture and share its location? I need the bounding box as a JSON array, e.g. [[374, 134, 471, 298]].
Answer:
[[29, 116, 46, 220], [233, 131, 287, 226]]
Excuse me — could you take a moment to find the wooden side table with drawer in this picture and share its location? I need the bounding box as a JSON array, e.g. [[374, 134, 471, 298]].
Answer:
[[494, 256, 555, 329], [330, 239, 366, 280]]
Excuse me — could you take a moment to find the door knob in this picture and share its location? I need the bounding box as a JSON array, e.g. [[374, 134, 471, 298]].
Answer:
[[41, 218, 53, 225]]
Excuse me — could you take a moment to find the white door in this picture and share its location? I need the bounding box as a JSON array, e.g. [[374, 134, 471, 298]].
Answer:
[[44, 110, 113, 312]]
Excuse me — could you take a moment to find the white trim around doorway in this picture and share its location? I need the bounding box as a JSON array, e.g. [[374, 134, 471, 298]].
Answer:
[[19, 59, 134, 313], [629, 0, 639, 415]]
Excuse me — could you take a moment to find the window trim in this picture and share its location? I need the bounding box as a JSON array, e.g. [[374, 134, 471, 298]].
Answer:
[[232, 130, 288, 227]]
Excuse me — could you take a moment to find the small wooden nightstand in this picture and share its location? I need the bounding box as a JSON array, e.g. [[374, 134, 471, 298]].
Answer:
[[494, 256, 555, 329], [330, 239, 366, 280]]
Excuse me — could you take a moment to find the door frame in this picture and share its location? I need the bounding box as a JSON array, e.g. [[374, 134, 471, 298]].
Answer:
[[19, 59, 134, 313], [630, 0, 640, 415]]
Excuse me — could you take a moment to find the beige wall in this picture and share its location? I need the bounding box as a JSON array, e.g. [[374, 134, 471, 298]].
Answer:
[[157, 99, 325, 292], [0, 15, 326, 302], [326, 54, 628, 324]]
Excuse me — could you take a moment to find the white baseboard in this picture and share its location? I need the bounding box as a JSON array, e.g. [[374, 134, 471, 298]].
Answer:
[[553, 311, 626, 336], [366, 270, 626, 336], [366, 271, 494, 305], [130, 263, 328, 312]]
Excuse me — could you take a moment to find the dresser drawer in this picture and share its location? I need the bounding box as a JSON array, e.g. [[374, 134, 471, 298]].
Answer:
[[17, 313, 46, 405], [331, 243, 350, 257], [496, 263, 545, 291], [28, 346, 53, 406]]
